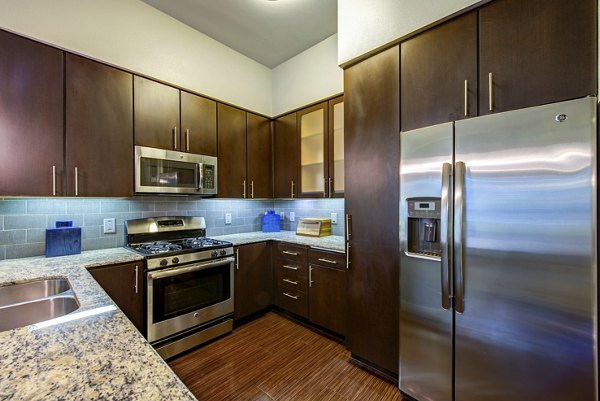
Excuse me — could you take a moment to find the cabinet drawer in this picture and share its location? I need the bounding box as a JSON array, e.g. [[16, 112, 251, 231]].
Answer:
[[276, 286, 308, 318], [309, 249, 345, 269], [275, 243, 308, 263], [275, 267, 308, 292]]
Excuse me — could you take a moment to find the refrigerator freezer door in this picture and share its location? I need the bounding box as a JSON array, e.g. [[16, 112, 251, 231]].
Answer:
[[399, 122, 453, 401], [454, 97, 597, 401]]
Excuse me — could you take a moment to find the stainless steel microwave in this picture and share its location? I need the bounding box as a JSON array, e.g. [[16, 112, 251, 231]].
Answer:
[[134, 146, 217, 195]]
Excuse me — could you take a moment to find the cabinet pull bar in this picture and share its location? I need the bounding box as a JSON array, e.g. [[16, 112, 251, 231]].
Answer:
[[317, 258, 338, 264], [173, 127, 178, 149], [488, 73, 494, 112], [345, 214, 352, 240], [464, 79, 469, 116], [185, 129, 190, 151], [242, 180, 246, 199], [309, 266, 313, 287], [283, 292, 298, 300], [283, 265, 299, 270], [291, 180, 295, 198], [282, 251, 299, 256], [235, 249, 239, 270], [328, 178, 332, 198], [52, 166, 56, 196], [250, 180, 254, 199], [134, 265, 139, 294], [74, 167, 79, 196], [282, 278, 298, 285], [346, 242, 351, 270]]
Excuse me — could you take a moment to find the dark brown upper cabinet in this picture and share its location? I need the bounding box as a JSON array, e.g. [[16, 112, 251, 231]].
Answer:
[[217, 103, 247, 198], [298, 96, 344, 198], [401, 12, 478, 131], [66, 54, 134, 197], [0, 30, 64, 196], [273, 112, 299, 198], [246, 113, 273, 199], [180, 91, 217, 156], [479, 0, 597, 115], [134, 77, 217, 155]]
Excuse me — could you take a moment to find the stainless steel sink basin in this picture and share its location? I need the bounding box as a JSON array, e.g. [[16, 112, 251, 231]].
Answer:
[[0, 295, 80, 332], [0, 278, 71, 307]]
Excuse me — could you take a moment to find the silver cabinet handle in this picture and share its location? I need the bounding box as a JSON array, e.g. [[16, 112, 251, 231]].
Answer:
[[185, 129, 190, 152], [173, 127, 178, 149], [134, 265, 139, 294], [309, 265, 313, 287], [250, 180, 254, 199], [282, 251, 299, 256], [328, 178, 332, 198], [454, 161, 466, 313], [440, 163, 453, 310], [345, 214, 352, 241], [317, 258, 338, 265], [235, 249, 239, 270], [282, 278, 298, 285], [283, 292, 298, 300], [74, 167, 79, 196], [464, 80, 469, 117], [283, 264, 298, 271], [52, 165, 56, 196], [488, 72, 494, 112], [242, 180, 246, 198], [345, 243, 351, 270], [291, 180, 295, 198]]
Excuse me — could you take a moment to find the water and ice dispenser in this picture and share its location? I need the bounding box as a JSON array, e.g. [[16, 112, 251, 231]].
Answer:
[[406, 197, 441, 257]]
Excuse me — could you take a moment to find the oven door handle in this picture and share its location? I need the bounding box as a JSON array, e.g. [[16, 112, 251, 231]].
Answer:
[[147, 256, 235, 280]]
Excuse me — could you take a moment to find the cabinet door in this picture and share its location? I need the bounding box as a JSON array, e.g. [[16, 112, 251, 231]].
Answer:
[[89, 262, 144, 333], [180, 91, 217, 156], [309, 264, 346, 335], [134, 76, 180, 150], [217, 103, 247, 198], [328, 96, 344, 197], [0, 31, 64, 196], [298, 102, 328, 197], [479, 0, 597, 115], [234, 242, 272, 321], [66, 54, 133, 197], [345, 45, 400, 375], [273, 112, 298, 198], [401, 11, 478, 131], [246, 113, 272, 199]]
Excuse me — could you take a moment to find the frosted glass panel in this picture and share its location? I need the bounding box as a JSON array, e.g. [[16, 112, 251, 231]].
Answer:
[[300, 108, 324, 193], [333, 102, 344, 191]]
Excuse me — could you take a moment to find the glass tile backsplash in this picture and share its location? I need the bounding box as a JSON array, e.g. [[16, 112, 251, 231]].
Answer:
[[0, 197, 344, 260]]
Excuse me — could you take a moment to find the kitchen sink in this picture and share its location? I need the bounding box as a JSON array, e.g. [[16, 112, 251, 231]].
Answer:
[[0, 278, 71, 307], [0, 278, 80, 332]]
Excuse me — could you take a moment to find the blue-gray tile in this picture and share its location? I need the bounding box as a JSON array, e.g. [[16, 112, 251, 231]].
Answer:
[[128, 201, 154, 212], [0, 216, 3, 230], [100, 200, 130, 213], [67, 199, 101, 214], [46, 215, 84, 228], [26, 228, 46, 244], [0, 245, 5, 260], [5, 242, 45, 259], [83, 237, 117, 251], [155, 202, 178, 212], [0, 200, 26, 215], [81, 226, 102, 239], [0, 230, 26, 245], [27, 199, 67, 214], [177, 201, 198, 211], [5, 215, 47, 230]]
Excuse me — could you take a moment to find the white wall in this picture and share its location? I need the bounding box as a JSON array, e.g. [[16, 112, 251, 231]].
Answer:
[[272, 34, 343, 116], [0, 0, 273, 115], [338, 0, 480, 66]]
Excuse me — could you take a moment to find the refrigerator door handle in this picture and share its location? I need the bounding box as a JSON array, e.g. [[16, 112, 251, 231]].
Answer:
[[440, 162, 453, 310], [454, 161, 466, 313]]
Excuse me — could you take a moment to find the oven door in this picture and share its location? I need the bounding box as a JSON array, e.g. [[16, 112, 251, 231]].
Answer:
[[146, 256, 234, 343], [135, 145, 202, 194]]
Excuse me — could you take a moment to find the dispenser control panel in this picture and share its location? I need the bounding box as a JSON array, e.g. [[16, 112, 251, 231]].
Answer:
[[406, 197, 441, 258]]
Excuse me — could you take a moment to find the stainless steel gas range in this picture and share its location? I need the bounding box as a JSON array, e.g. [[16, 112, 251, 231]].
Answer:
[[125, 216, 234, 359]]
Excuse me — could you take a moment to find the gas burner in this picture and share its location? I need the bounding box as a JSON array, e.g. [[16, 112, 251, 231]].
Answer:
[[181, 237, 224, 249], [138, 241, 183, 254]]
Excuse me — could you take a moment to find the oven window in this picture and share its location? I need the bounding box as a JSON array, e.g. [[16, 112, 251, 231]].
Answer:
[[152, 263, 231, 323], [140, 157, 197, 188]]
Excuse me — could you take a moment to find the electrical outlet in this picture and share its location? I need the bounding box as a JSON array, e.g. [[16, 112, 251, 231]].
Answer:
[[225, 213, 232, 225], [331, 213, 338, 224], [280, 211, 285, 220], [289, 212, 295, 222], [103, 218, 116, 234]]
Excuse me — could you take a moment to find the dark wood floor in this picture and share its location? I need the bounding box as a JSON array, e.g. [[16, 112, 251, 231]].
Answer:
[[168, 312, 403, 401]]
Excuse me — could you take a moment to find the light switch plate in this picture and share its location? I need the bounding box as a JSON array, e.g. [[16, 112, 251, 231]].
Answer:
[[331, 213, 338, 224], [103, 218, 116, 234], [289, 212, 295, 222], [225, 213, 232, 225]]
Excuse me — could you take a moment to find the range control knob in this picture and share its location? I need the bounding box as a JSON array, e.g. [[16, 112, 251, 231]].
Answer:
[[172, 257, 180, 264], [211, 250, 218, 257], [220, 249, 227, 256], [160, 259, 168, 267]]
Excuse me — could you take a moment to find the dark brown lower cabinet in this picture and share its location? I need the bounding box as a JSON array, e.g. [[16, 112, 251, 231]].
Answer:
[[344, 45, 400, 375], [308, 249, 346, 336], [234, 242, 272, 321], [89, 261, 144, 333]]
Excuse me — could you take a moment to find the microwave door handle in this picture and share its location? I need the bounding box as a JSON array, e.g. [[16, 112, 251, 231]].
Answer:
[[148, 256, 235, 280], [197, 163, 203, 192]]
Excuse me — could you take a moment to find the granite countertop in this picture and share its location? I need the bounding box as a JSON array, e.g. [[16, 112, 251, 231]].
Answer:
[[213, 231, 346, 252], [0, 248, 196, 401]]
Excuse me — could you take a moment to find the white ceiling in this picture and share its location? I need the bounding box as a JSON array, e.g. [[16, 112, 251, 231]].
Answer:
[[141, 0, 338, 69]]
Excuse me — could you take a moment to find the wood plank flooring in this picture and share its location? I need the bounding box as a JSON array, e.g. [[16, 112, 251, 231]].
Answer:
[[168, 312, 403, 401]]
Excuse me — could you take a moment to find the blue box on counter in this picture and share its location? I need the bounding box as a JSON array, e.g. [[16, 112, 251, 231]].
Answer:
[[262, 210, 281, 232], [45, 221, 81, 257]]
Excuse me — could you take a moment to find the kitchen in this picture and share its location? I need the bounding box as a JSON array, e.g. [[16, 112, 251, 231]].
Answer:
[[0, 0, 598, 400]]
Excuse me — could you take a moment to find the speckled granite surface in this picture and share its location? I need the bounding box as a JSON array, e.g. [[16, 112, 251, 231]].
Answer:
[[213, 231, 345, 252], [0, 248, 196, 401]]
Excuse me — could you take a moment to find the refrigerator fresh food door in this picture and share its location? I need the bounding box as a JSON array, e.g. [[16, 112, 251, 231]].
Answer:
[[399, 122, 453, 401], [454, 97, 597, 401]]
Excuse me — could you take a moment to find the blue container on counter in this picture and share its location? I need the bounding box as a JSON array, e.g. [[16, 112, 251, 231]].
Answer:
[[262, 210, 281, 232], [45, 221, 82, 257]]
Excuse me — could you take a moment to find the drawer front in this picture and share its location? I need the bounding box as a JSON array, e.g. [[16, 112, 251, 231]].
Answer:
[[275, 267, 308, 292], [309, 248, 345, 270], [276, 242, 308, 263], [276, 286, 308, 318]]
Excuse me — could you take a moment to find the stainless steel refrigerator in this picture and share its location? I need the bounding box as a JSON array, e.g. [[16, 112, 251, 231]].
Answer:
[[399, 96, 598, 401]]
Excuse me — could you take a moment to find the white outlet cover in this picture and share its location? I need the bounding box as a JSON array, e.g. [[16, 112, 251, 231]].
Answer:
[[331, 212, 338, 224], [280, 211, 285, 219], [103, 218, 116, 234], [225, 213, 232, 225], [289, 212, 295, 222]]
